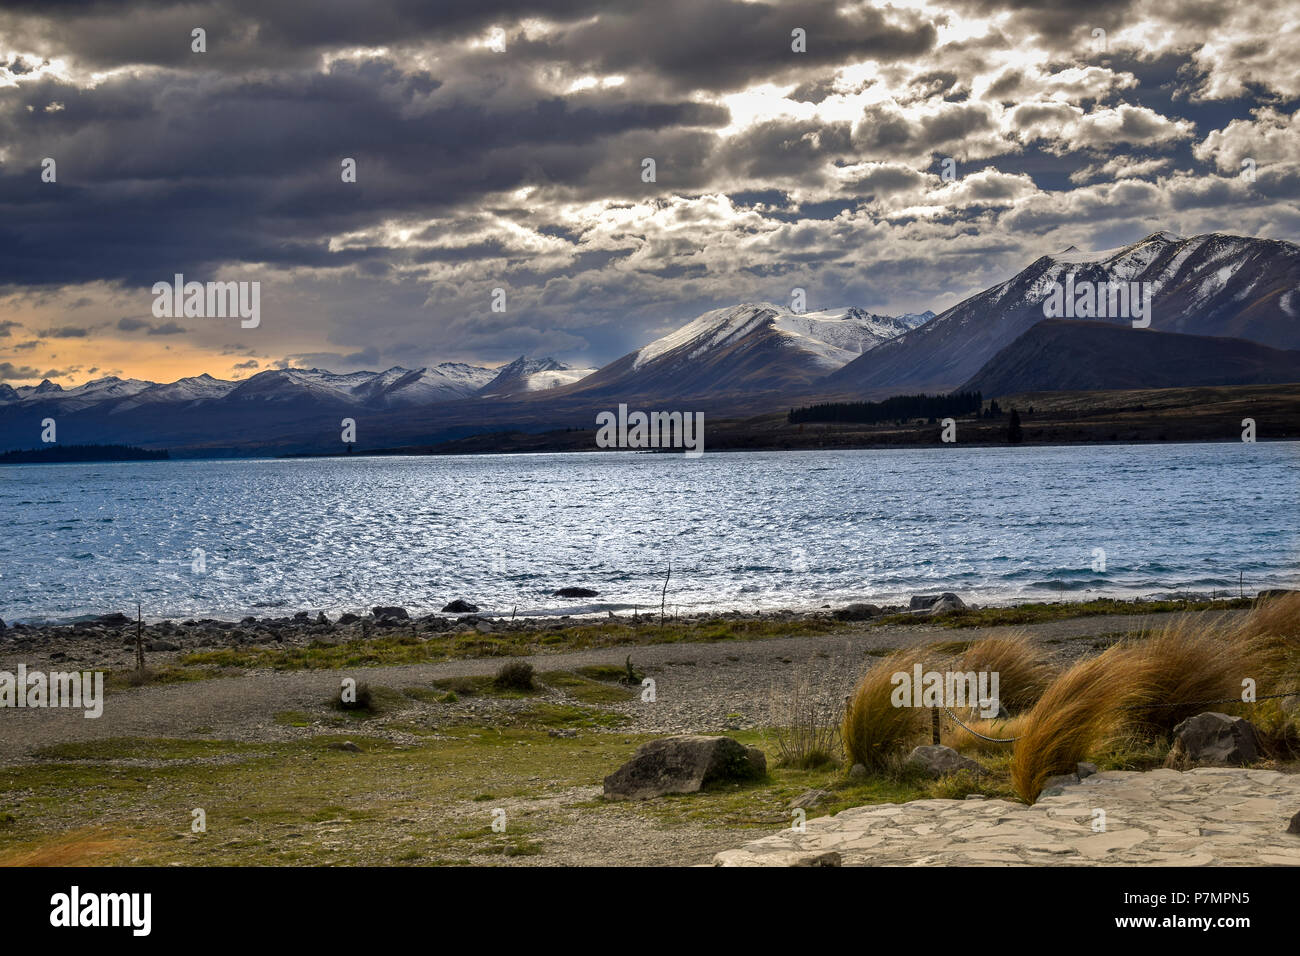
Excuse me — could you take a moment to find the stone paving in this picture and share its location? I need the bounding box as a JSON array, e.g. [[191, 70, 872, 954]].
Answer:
[[713, 768, 1300, 866]]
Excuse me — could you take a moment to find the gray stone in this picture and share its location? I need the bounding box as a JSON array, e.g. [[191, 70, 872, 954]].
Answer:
[[904, 744, 986, 777], [789, 789, 833, 811], [371, 605, 409, 620], [1077, 762, 1099, 779], [909, 592, 967, 615], [1288, 811, 1300, 835], [328, 741, 362, 753], [548, 728, 577, 738], [553, 587, 600, 598], [603, 735, 766, 800], [1041, 773, 1081, 794], [145, 640, 180, 652], [833, 603, 882, 621], [1170, 712, 1259, 767], [441, 600, 480, 614], [848, 763, 868, 780]]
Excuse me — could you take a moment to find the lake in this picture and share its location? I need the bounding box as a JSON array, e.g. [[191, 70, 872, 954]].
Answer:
[[0, 442, 1296, 624]]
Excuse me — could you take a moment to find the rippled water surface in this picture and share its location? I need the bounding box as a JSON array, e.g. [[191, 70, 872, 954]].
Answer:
[[1, 443, 1297, 623]]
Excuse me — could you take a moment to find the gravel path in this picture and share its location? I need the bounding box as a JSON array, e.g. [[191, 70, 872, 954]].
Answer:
[[0, 610, 1240, 762]]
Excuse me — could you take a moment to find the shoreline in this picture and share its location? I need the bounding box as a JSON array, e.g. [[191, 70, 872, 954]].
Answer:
[[0, 593, 1280, 674], [1, 584, 1289, 630]]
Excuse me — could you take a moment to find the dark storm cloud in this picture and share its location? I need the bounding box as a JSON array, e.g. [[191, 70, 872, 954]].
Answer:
[[0, 0, 1291, 378], [0, 53, 729, 286]]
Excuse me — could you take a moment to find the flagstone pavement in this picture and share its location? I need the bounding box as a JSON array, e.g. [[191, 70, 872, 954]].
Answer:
[[713, 768, 1300, 866]]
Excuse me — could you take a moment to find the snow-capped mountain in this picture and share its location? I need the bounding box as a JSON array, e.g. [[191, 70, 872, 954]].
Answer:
[[827, 232, 1300, 394], [349, 363, 496, 407], [568, 302, 931, 399], [478, 357, 596, 397], [4, 376, 154, 411], [111, 374, 238, 411]]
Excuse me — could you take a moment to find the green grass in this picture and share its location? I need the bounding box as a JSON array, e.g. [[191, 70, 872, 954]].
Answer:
[[539, 671, 637, 704], [178, 618, 847, 674], [429, 675, 542, 699]]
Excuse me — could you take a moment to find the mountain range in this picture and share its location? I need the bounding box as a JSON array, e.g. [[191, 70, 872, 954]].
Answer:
[[0, 230, 1295, 454]]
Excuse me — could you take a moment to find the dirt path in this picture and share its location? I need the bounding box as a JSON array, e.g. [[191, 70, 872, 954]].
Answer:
[[0, 609, 1238, 762]]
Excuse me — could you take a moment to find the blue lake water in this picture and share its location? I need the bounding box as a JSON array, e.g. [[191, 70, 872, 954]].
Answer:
[[0, 443, 1297, 624]]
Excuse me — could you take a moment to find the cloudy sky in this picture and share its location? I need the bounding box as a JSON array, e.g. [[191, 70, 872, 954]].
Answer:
[[1, 0, 1297, 386]]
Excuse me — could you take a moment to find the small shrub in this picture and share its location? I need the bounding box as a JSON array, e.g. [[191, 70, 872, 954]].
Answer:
[[337, 681, 374, 711], [493, 661, 535, 691]]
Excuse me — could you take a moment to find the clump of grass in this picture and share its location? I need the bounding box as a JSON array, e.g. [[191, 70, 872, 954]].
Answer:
[[1119, 615, 1263, 736], [336, 681, 374, 711], [1010, 648, 1156, 803], [493, 661, 535, 691], [958, 632, 1055, 714], [841, 649, 931, 772], [768, 674, 841, 769]]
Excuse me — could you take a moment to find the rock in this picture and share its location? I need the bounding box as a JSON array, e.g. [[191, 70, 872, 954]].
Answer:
[[292, 611, 310, 622], [833, 603, 881, 621], [327, 741, 363, 753], [603, 735, 766, 800], [0, 619, 5, 631], [789, 789, 832, 811], [95, 612, 131, 626], [1170, 712, 1260, 767], [371, 606, 409, 620], [553, 587, 600, 598], [1040, 773, 1081, 794], [908, 593, 967, 615], [441, 600, 480, 614], [337, 612, 361, 625], [1077, 762, 1099, 779], [790, 851, 842, 867], [146, 641, 180, 652], [548, 729, 577, 738], [848, 763, 868, 780], [1255, 589, 1297, 602], [1288, 811, 1300, 835], [904, 744, 987, 778], [929, 593, 967, 615]]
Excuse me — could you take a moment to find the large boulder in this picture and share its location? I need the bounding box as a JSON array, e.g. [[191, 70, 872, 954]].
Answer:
[[553, 587, 600, 598], [1169, 712, 1260, 767], [371, 606, 409, 621], [603, 735, 766, 800], [904, 744, 986, 777], [909, 593, 967, 615], [833, 603, 882, 621], [441, 600, 480, 614]]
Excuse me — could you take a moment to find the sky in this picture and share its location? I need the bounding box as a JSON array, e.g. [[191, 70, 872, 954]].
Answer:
[[0, 0, 1298, 387]]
